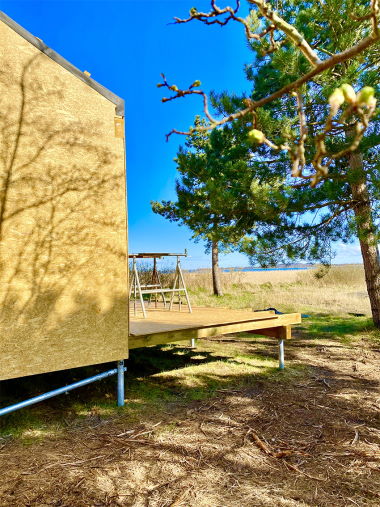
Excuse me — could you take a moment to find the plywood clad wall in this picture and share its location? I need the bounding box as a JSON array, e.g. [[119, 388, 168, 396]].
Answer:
[[0, 20, 128, 380]]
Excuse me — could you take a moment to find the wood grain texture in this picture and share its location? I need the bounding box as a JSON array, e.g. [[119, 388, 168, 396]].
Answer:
[[0, 20, 128, 380], [248, 325, 292, 340], [130, 308, 277, 335], [129, 308, 301, 349]]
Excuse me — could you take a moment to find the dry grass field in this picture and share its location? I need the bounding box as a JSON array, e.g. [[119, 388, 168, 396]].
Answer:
[[185, 264, 370, 316], [0, 265, 379, 506]]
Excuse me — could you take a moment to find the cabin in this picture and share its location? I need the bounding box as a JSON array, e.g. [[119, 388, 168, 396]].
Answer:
[[0, 12, 300, 415]]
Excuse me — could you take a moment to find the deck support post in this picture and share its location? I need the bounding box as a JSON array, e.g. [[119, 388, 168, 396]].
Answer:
[[189, 338, 196, 348], [117, 360, 126, 407], [278, 339, 285, 370]]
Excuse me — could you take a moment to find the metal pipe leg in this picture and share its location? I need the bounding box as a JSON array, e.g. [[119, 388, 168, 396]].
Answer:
[[189, 338, 196, 348], [278, 339, 285, 370], [117, 360, 125, 406], [0, 368, 119, 417]]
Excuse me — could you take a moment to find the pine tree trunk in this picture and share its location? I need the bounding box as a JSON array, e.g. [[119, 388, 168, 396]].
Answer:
[[349, 151, 380, 327], [211, 240, 223, 296]]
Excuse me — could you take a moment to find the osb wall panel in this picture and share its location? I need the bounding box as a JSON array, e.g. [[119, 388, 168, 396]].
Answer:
[[0, 20, 128, 380]]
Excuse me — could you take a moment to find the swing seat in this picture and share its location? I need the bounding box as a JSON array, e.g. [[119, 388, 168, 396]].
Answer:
[[129, 252, 192, 318]]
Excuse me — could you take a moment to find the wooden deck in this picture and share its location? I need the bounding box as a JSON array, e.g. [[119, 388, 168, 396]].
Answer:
[[129, 307, 301, 350]]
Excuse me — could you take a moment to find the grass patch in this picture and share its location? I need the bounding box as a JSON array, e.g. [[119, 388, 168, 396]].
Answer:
[[299, 315, 374, 343], [0, 333, 309, 441]]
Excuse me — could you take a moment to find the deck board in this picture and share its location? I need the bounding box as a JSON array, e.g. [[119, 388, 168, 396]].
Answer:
[[129, 308, 277, 336], [129, 307, 301, 349]]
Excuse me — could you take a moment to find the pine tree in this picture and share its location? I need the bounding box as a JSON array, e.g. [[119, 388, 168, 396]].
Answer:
[[237, 0, 380, 325], [158, 0, 380, 325], [152, 119, 259, 296]]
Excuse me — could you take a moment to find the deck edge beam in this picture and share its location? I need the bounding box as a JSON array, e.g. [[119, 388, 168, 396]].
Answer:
[[129, 314, 301, 349]]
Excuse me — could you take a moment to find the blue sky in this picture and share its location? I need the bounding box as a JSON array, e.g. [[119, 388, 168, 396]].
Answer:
[[1, 0, 362, 269]]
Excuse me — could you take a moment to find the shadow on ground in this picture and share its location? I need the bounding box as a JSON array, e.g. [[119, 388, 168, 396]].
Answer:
[[0, 315, 379, 506]]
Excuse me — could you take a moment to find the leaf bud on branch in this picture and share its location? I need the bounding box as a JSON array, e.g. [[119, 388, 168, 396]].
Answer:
[[340, 84, 357, 104], [248, 128, 265, 144]]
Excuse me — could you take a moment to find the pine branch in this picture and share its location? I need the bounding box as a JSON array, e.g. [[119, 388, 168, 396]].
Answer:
[[160, 0, 380, 186]]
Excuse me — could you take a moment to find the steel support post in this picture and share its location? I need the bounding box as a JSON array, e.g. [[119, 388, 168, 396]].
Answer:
[[278, 339, 285, 370], [117, 360, 125, 407]]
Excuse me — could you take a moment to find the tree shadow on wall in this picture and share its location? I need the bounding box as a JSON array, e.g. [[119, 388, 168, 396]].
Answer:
[[0, 53, 128, 381]]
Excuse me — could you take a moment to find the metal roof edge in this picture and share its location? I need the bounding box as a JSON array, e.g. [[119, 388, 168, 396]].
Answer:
[[0, 11, 125, 116]]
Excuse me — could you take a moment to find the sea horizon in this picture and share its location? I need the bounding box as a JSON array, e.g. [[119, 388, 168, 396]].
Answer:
[[188, 263, 363, 273], [221, 267, 311, 272]]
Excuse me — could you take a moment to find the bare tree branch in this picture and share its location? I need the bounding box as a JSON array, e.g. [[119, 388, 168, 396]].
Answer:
[[160, 0, 380, 186], [174, 0, 321, 65]]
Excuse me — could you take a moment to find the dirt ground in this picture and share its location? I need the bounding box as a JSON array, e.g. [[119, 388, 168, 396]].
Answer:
[[0, 329, 379, 506]]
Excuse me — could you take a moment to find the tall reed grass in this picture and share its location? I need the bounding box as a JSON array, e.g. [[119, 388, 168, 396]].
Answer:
[[297, 264, 365, 287], [184, 265, 365, 291], [130, 263, 368, 315], [183, 265, 368, 315]]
